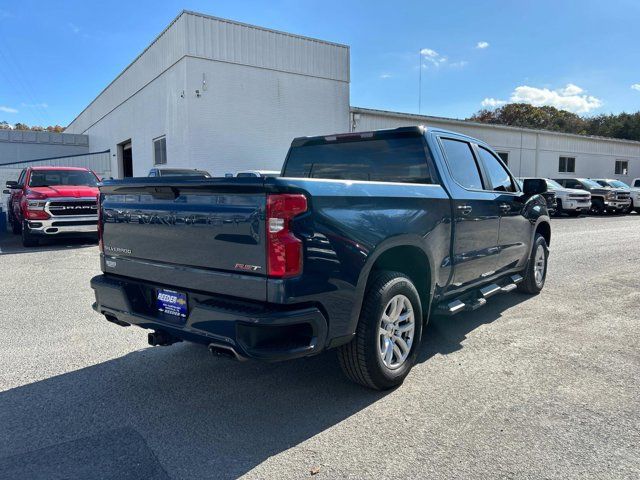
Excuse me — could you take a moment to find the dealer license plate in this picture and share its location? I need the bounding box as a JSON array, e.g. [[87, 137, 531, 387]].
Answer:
[[156, 289, 188, 320]]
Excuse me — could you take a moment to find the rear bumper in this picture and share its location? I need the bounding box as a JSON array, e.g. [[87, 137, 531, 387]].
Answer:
[[90, 274, 328, 362]]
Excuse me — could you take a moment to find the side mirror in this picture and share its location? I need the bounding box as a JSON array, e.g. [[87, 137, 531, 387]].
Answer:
[[523, 178, 547, 196], [5, 180, 18, 189], [2, 189, 9, 194]]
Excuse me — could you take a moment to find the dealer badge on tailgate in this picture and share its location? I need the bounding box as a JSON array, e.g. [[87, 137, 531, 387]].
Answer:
[[156, 289, 188, 319]]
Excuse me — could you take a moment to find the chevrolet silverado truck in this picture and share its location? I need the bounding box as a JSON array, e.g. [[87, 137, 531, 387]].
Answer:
[[537, 178, 591, 217], [90, 127, 551, 389], [553, 178, 630, 215], [4, 166, 100, 247], [592, 179, 640, 214]]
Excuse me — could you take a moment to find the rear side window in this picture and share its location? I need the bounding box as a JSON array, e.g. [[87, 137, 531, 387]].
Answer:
[[477, 147, 516, 192], [440, 138, 483, 190], [283, 136, 433, 184]]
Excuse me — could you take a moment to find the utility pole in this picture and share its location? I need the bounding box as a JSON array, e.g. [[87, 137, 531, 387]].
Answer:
[[418, 50, 422, 114]]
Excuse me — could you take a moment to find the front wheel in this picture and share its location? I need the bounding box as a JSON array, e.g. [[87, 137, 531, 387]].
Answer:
[[518, 234, 548, 294], [9, 211, 21, 234], [338, 271, 423, 390], [21, 222, 39, 247], [590, 199, 605, 215]]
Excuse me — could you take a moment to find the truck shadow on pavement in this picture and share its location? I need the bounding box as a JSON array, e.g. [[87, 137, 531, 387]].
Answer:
[[0, 232, 97, 255], [0, 294, 528, 480]]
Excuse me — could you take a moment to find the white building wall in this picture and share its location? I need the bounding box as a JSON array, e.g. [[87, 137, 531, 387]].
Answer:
[[74, 59, 189, 177], [351, 108, 640, 182], [184, 56, 349, 174], [65, 10, 350, 177]]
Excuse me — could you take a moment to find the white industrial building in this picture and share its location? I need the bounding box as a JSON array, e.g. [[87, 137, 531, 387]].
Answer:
[[60, 10, 639, 182]]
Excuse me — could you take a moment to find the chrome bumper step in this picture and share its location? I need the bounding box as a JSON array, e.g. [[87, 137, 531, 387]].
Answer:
[[434, 274, 524, 317]]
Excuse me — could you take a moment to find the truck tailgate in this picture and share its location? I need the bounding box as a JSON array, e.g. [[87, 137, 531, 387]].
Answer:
[[99, 179, 268, 300]]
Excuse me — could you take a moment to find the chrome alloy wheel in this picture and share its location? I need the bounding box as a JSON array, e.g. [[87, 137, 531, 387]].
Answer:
[[534, 244, 546, 287], [378, 294, 415, 370]]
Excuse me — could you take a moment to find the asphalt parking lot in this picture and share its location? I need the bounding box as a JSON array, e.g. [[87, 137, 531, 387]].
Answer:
[[0, 215, 639, 480]]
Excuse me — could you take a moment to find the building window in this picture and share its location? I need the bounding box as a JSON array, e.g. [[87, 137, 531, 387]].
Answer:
[[153, 136, 167, 165], [497, 152, 509, 165], [559, 156, 575, 173], [615, 160, 628, 175]]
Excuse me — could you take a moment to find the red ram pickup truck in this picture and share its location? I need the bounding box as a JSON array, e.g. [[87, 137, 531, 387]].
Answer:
[[4, 166, 100, 247]]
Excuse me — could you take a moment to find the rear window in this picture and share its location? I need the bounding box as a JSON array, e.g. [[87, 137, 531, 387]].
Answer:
[[283, 135, 433, 184], [28, 170, 98, 187]]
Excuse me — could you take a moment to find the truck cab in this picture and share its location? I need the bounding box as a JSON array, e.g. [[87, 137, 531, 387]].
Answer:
[[4, 166, 100, 247]]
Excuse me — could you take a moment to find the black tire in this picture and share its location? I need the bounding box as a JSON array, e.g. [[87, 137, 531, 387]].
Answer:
[[567, 210, 581, 217], [635, 208, 640, 214], [590, 198, 605, 215], [553, 199, 563, 217], [624, 201, 634, 214], [21, 222, 39, 247], [518, 233, 548, 294], [9, 211, 21, 234], [338, 271, 423, 390]]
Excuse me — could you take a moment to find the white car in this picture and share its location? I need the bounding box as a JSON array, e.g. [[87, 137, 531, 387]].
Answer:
[[235, 170, 281, 178], [521, 178, 591, 217], [593, 179, 640, 214]]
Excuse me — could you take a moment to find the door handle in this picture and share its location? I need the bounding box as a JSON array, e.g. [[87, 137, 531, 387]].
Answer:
[[457, 204, 472, 216], [499, 203, 511, 213]]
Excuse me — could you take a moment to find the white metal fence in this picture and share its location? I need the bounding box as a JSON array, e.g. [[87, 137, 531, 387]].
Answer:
[[1, 151, 111, 226]]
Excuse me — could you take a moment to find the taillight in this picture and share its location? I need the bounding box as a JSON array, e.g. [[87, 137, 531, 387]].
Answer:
[[266, 194, 307, 278], [97, 194, 103, 253]]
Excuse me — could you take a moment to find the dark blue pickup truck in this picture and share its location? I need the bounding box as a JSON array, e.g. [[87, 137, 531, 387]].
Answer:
[[91, 126, 551, 389]]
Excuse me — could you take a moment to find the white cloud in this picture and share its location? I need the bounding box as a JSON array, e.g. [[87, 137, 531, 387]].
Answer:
[[0, 106, 18, 114], [420, 48, 439, 58], [631, 83, 640, 91], [510, 84, 602, 113], [476, 41, 490, 49], [379, 73, 392, 79], [480, 83, 602, 113], [557, 83, 583, 96], [420, 48, 447, 67], [481, 98, 507, 108], [68, 22, 80, 34], [419, 48, 466, 69], [21, 102, 48, 108]]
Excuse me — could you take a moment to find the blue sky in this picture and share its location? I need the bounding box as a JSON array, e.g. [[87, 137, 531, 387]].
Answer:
[[0, 0, 639, 127]]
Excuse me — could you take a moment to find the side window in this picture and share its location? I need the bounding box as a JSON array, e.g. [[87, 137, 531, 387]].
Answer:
[[153, 136, 167, 165], [634, 179, 640, 188], [477, 147, 516, 192], [440, 138, 484, 190], [565, 180, 580, 189], [497, 152, 509, 165], [17, 169, 26, 186], [559, 156, 576, 173]]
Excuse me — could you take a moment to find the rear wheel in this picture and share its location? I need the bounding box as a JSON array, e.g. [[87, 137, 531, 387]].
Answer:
[[518, 233, 548, 295], [338, 271, 423, 390], [567, 210, 581, 217], [21, 221, 39, 247]]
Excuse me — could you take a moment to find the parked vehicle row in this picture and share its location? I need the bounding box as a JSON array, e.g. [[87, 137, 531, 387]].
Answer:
[[517, 176, 639, 216]]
